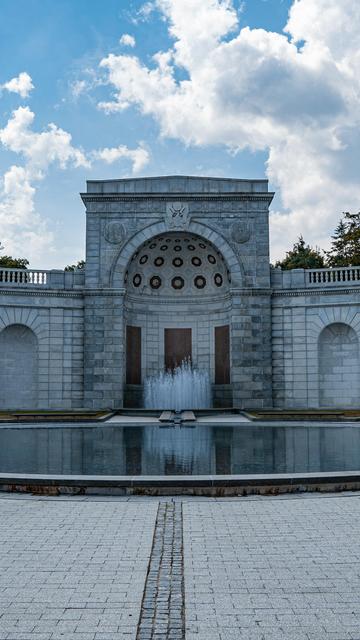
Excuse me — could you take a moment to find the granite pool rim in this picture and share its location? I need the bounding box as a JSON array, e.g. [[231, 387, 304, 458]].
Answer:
[[1, 470, 360, 496]]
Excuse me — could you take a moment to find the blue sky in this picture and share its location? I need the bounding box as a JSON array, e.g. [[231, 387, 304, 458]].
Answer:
[[0, 0, 358, 267]]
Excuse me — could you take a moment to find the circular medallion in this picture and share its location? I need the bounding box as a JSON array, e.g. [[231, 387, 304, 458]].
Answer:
[[174, 245, 182, 252], [207, 254, 216, 264], [104, 221, 126, 244], [188, 244, 195, 251], [139, 255, 148, 265], [150, 276, 162, 289], [154, 257, 164, 267], [173, 257, 183, 267], [191, 257, 202, 267], [214, 273, 223, 287], [194, 276, 206, 289], [149, 243, 157, 249], [172, 276, 184, 290], [230, 221, 251, 244], [133, 274, 142, 287], [160, 245, 168, 251], [199, 242, 206, 249]]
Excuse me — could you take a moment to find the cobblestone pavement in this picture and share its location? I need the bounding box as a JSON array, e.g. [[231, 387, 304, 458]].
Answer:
[[0, 497, 158, 640], [184, 495, 360, 640], [1, 494, 360, 639]]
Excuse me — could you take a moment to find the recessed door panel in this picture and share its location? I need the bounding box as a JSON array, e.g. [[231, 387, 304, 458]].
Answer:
[[164, 328, 192, 371], [126, 325, 141, 384], [215, 325, 230, 384]]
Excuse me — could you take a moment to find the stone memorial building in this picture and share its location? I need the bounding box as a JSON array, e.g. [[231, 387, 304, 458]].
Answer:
[[0, 175, 359, 410]]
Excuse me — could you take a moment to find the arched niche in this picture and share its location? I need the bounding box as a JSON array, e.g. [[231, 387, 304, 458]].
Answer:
[[319, 323, 359, 408], [0, 324, 38, 409], [123, 231, 232, 408]]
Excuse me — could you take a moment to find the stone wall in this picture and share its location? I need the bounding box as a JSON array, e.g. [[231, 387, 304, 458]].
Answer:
[[0, 290, 84, 409], [2, 177, 360, 411], [271, 267, 360, 408]]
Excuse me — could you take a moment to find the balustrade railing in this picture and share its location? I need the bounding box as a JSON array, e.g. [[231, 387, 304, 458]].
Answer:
[[271, 265, 360, 289], [308, 266, 360, 284], [0, 268, 84, 290], [0, 268, 48, 286]]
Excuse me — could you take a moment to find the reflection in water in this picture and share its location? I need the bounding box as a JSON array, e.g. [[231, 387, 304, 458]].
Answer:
[[0, 424, 360, 475]]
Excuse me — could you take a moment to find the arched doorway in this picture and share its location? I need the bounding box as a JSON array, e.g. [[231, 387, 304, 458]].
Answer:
[[123, 232, 232, 407], [319, 323, 359, 407], [0, 324, 38, 408]]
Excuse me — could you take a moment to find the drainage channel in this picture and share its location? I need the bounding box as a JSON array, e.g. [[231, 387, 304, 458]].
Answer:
[[136, 501, 185, 640]]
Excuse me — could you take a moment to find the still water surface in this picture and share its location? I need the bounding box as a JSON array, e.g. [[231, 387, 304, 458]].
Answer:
[[0, 423, 360, 475]]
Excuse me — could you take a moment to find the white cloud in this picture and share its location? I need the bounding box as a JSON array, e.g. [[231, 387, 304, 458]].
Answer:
[[0, 106, 89, 173], [93, 144, 150, 174], [0, 107, 89, 264], [98, 0, 360, 260], [0, 105, 152, 262], [0, 165, 53, 263], [1, 72, 34, 98], [119, 33, 136, 47]]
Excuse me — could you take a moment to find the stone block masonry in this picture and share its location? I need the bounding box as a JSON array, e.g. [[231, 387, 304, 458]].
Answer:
[[1, 175, 360, 410]]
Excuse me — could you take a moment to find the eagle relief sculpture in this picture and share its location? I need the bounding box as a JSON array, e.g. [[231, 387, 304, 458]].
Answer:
[[165, 202, 190, 229]]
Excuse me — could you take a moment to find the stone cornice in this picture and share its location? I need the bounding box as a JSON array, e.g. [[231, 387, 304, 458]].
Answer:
[[271, 287, 360, 298], [81, 193, 274, 204], [0, 288, 84, 299]]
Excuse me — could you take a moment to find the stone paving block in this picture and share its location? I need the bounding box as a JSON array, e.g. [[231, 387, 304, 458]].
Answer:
[[183, 495, 360, 639], [0, 498, 157, 640]]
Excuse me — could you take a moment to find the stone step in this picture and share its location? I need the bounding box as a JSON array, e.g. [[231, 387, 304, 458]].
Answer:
[[181, 410, 196, 422], [159, 410, 174, 422]]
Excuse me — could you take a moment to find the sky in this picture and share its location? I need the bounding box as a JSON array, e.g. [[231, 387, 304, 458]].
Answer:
[[0, 0, 359, 268]]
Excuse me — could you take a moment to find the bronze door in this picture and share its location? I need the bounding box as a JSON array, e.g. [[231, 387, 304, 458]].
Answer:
[[164, 328, 192, 371], [215, 325, 230, 384], [126, 326, 141, 384]]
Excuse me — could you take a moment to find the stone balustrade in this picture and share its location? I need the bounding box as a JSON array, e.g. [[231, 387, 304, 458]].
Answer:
[[271, 265, 360, 289], [0, 268, 85, 290]]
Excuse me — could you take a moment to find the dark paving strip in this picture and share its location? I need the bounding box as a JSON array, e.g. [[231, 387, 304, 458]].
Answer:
[[137, 500, 185, 640]]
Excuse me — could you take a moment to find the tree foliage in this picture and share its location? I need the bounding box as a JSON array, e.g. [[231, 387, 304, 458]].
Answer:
[[64, 260, 85, 271], [0, 255, 29, 269], [326, 211, 360, 267], [275, 236, 325, 270]]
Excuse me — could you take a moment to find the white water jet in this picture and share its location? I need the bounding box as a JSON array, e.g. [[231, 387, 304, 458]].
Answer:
[[144, 360, 212, 410]]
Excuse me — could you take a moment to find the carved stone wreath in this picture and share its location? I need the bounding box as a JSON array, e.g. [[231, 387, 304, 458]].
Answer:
[[104, 221, 126, 244], [230, 221, 251, 244]]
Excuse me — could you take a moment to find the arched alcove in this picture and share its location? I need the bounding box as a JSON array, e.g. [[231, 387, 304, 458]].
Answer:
[[0, 324, 38, 409], [319, 323, 359, 407], [124, 232, 232, 407]]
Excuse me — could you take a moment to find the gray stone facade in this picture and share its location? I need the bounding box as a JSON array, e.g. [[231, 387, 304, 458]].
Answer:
[[0, 175, 359, 410]]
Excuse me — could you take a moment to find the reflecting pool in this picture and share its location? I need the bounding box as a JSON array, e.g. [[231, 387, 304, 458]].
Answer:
[[1, 423, 360, 475]]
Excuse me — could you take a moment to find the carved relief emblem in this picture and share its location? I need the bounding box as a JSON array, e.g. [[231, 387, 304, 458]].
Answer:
[[104, 221, 126, 244], [165, 202, 190, 229], [230, 221, 251, 244]]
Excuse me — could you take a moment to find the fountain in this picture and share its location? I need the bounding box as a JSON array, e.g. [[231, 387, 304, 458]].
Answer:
[[144, 360, 212, 411]]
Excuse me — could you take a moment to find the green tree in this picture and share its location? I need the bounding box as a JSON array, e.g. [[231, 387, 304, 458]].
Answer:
[[64, 260, 85, 271], [275, 236, 325, 270], [0, 255, 29, 269], [326, 211, 360, 267]]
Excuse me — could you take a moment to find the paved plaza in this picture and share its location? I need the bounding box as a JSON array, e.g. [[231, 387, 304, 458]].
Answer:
[[0, 493, 360, 640]]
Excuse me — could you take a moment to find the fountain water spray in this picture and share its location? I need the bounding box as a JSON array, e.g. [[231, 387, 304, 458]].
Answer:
[[144, 360, 212, 411]]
